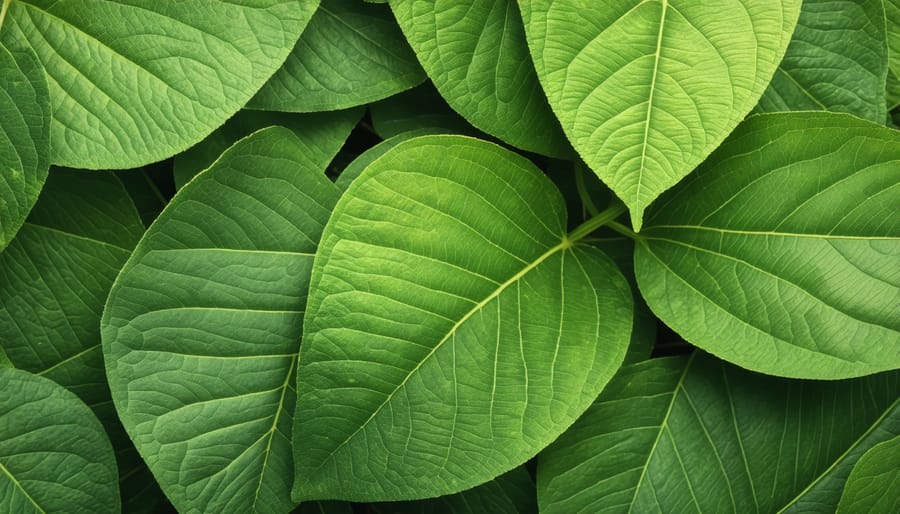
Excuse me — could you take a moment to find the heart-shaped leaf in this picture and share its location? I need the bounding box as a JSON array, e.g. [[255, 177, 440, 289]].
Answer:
[[390, 0, 571, 157], [518, 0, 801, 229], [294, 135, 633, 501], [102, 127, 342, 512], [0, 43, 49, 251], [537, 353, 899, 513], [635, 112, 900, 379], [0, 367, 120, 513], [1, 0, 317, 169]]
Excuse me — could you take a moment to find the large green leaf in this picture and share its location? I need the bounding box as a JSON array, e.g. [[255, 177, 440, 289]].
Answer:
[[249, 0, 425, 112], [537, 353, 900, 513], [102, 127, 342, 513], [389, 0, 570, 157], [519, 0, 801, 230], [1, 0, 317, 169], [0, 42, 49, 251], [0, 367, 120, 513], [755, 0, 888, 122], [294, 135, 634, 501], [635, 112, 900, 379], [837, 435, 900, 513]]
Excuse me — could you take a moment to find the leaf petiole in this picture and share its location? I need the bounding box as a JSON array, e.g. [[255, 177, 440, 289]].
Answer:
[[0, 0, 9, 33], [566, 200, 627, 244]]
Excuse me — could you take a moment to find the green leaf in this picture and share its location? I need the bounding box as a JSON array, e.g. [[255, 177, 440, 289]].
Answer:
[[887, 0, 900, 76], [838, 435, 900, 513], [249, 0, 425, 112], [0, 42, 49, 251], [755, 0, 888, 122], [173, 109, 362, 189], [373, 466, 537, 514], [368, 83, 480, 140], [389, 0, 570, 157], [294, 135, 634, 501], [537, 353, 900, 513], [519, 0, 801, 230], [335, 128, 443, 192], [0, 367, 120, 513], [636, 112, 900, 379], [2, 0, 318, 169], [102, 127, 342, 513]]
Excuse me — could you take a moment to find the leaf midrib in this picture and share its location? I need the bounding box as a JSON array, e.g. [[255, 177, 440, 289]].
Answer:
[[0, 459, 47, 514], [312, 238, 572, 470], [635, 0, 668, 216]]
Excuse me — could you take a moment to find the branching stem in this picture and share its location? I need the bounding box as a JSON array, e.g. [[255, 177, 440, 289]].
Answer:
[[566, 200, 627, 244]]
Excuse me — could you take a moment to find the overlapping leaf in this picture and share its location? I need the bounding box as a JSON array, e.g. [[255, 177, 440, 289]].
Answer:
[[519, 0, 801, 229], [1, 0, 317, 169], [537, 354, 900, 513], [756, 0, 888, 121], [294, 135, 633, 501], [838, 435, 900, 513], [390, 0, 570, 157], [0, 368, 119, 513], [249, 0, 424, 112], [103, 127, 342, 513], [0, 43, 49, 251], [636, 112, 900, 379]]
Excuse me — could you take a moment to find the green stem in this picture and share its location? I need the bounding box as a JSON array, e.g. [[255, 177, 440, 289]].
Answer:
[[566, 200, 627, 243], [606, 220, 640, 241], [575, 163, 600, 217], [0, 1, 10, 34]]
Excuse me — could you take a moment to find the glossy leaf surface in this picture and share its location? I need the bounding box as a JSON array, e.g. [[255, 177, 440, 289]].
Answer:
[[103, 127, 342, 513], [2, 0, 317, 168], [519, 0, 801, 229], [636, 112, 900, 379], [538, 354, 900, 513], [756, 0, 887, 121], [0, 43, 49, 251], [295, 135, 633, 501], [390, 0, 570, 157], [0, 368, 119, 513], [250, 0, 424, 112]]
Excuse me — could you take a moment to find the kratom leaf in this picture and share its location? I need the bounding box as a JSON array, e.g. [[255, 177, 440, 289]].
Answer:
[[519, 0, 801, 230], [249, 0, 425, 112], [837, 435, 900, 513], [373, 466, 537, 514], [173, 109, 362, 189], [0, 367, 120, 513], [0, 42, 49, 251], [1, 0, 317, 169], [636, 112, 900, 379], [294, 135, 633, 501], [537, 354, 900, 513], [103, 127, 342, 513], [755, 0, 888, 122], [390, 0, 571, 157]]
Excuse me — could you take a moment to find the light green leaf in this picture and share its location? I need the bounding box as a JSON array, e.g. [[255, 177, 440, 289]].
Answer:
[[1, 0, 317, 169], [0, 367, 120, 513], [635, 112, 900, 379], [0, 42, 49, 251], [373, 466, 537, 514], [369, 83, 481, 140], [537, 353, 900, 513], [838, 435, 900, 513], [389, 0, 570, 157], [294, 135, 633, 501], [102, 127, 342, 513], [173, 109, 362, 189], [755, 0, 888, 122], [519, 0, 801, 230], [249, 0, 425, 112]]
